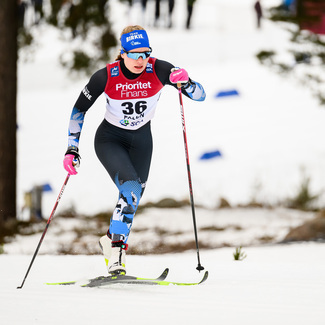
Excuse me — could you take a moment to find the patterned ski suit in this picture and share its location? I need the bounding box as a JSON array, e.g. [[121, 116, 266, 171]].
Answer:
[[67, 58, 205, 243]]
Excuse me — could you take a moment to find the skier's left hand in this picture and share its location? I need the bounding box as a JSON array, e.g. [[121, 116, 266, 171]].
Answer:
[[169, 68, 189, 85]]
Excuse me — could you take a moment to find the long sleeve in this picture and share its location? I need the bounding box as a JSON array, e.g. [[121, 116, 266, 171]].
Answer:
[[68, 107, 86, 148], [155, 59, 206, 101], [67, 68, 107, 148], [182, 79, 206, 101]]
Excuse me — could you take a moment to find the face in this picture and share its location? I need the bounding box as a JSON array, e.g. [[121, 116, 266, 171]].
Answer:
[[121, 47, 151, 74]]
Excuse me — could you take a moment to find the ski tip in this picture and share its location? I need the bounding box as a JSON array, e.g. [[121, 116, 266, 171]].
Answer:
[[199, 270, 209, 284], [156, 268, 169, 281]]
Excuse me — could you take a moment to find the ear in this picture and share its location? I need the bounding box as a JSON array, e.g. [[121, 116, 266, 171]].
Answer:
[[121, 52, 126, 59]]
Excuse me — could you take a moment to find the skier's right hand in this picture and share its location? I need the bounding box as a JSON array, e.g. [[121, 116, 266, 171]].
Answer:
[[169, 67, 189, 85], [63, 146, 81, 175]]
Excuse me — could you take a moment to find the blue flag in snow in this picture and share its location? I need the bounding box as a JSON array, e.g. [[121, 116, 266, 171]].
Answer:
[[200, 150, 222, 160], [215, 89, 239, 98]]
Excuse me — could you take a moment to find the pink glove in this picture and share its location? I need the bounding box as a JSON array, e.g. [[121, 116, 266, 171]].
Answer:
[[169, 68, 189, 84], [63, 154, 78, 175]]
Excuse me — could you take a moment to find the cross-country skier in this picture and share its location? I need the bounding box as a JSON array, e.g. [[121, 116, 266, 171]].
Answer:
[[63, 25, 206, 275]]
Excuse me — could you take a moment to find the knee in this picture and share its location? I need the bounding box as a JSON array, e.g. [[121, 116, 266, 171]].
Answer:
[[118, 179, 144, 210]]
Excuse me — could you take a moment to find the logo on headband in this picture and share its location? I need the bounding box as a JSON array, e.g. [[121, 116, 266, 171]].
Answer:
[[126, 34, 144, 42]]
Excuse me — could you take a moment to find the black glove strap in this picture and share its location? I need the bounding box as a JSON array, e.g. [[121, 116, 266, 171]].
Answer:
[[65, 146, 81, 159], [182, 78, 194, 90]]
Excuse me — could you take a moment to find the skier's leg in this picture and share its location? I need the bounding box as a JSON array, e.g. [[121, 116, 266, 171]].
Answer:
[[95, 120, 152, 272]]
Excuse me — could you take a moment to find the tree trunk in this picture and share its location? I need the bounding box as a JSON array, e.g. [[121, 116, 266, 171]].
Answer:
[[0, 0, 18, 223]]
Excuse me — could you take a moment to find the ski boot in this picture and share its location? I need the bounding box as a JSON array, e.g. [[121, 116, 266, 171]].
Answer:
[[99, 235, 112, 269], [99, 236, 128, 275], [107, 241, 128, 275]]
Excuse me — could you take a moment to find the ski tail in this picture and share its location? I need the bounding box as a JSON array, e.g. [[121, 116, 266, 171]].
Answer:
[[46, 280, 77, 286]]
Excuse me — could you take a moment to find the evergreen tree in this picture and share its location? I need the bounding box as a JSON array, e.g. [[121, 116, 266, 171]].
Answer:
[[48, 0, 117, 74], [0, 0, 18, 224]]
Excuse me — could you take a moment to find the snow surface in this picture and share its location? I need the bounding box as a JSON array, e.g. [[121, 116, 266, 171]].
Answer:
[[1, 244, 325, 324], [3, 0, 325, 324]]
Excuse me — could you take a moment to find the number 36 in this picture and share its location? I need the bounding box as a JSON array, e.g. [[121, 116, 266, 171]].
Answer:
[[122, 101, 147, 115]]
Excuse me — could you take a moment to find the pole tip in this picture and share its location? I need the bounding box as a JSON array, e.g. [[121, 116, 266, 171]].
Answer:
[[196, 264, 205, 272]]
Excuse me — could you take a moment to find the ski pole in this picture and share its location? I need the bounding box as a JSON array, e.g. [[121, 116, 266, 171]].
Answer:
[[17, 173, 71, 289], [177, 83, 204, 272]]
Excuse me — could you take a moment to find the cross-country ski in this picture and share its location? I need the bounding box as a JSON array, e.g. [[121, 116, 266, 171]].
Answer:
[[46, 268, 209, 287]]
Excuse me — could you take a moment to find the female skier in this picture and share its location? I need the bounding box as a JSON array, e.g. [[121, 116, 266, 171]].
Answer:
[[63, 25, 206, 275]]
